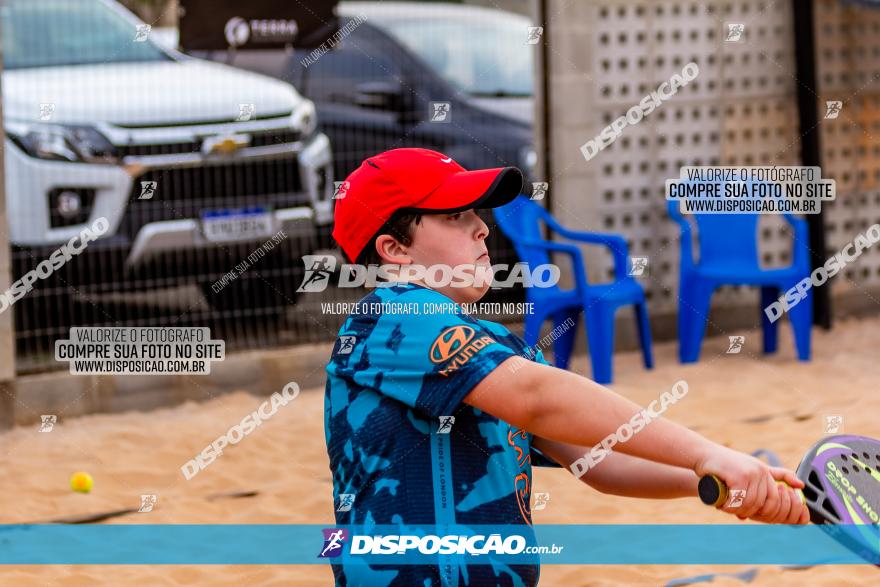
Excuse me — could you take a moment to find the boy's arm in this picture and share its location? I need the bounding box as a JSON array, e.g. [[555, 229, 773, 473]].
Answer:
[[462, 357, 807, 522], [531, 436, 805, 522], [532, 436, 698, 499]]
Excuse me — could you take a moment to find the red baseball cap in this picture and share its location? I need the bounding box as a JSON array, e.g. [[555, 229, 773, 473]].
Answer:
[[332, 148, 524, 262]]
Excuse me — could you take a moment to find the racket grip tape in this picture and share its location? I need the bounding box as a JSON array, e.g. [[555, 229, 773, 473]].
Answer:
[[698, 475, 806, 507]]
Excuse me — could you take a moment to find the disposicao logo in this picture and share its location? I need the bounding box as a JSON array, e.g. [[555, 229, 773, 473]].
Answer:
[[319, 528, 349, 558]]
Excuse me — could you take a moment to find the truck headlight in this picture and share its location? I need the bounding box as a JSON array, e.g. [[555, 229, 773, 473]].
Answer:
[[291, 100, 317, 139], [7, 124, 118, 163]]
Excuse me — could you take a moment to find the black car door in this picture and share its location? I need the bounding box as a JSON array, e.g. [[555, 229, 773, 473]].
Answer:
[[297, 23, 422, 180]]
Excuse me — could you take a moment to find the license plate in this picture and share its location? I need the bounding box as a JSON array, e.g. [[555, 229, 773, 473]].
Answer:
[[201, 207, 273, 243]]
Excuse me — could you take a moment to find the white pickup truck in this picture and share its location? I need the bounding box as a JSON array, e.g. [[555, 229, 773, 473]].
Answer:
[[1, 0, 334, 316]]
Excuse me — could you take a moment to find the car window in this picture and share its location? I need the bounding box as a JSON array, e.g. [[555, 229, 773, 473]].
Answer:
[[300, 28, 403, 105], [368, 14, 532, 97], [1, 0, 170, 70]]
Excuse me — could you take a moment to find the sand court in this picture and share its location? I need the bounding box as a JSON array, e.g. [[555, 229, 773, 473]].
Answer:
[[1, 316, 878, 585]]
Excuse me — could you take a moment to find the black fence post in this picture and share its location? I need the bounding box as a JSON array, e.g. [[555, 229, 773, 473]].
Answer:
[[792, 0, 832, 329]]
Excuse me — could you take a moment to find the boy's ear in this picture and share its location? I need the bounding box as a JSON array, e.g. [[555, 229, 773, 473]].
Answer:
[[375, 234, 412, 265]]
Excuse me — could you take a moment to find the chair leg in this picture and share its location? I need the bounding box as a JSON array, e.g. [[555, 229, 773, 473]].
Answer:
[[760, 286, 780, 354], [788, 287, 813, 361], [549, 308, 580, 370], [679, 280, 715, 364], [585, 306, 616, 384], [633, 302, 654, 369]]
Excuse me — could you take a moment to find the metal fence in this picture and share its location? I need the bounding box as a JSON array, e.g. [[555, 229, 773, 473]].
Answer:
[[2, 0, 531, 373], [7, 0, 877, 375]]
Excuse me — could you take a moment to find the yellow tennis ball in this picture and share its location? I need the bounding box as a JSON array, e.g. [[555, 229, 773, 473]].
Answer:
[[70, 471, 93, 493]]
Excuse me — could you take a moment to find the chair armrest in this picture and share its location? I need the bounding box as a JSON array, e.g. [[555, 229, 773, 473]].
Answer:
[[667, 200, 695, 270], [518, 238, 589, 288], [541, 215, 630, 280], [783, 213, 811, 271]]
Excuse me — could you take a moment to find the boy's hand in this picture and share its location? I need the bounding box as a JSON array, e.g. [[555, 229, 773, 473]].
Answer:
[[695, 445, 810, 524], [745, 479, 811, 524]]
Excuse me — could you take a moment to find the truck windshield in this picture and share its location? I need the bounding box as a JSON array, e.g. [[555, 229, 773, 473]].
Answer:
[[373, 13, 533, 98], [1, 0, 171, 70]]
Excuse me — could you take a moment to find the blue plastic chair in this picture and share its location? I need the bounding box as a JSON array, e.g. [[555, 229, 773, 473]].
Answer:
[[666, 198, 812, 363], [493, 196, 653, 384]]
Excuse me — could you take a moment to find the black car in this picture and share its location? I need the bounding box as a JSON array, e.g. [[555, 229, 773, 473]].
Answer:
[[212, 2, 537, 272]]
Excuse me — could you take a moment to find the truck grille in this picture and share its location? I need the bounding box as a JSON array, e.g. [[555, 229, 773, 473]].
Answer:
[[117, 129, 303, 158], [119, 157, 305, 241]]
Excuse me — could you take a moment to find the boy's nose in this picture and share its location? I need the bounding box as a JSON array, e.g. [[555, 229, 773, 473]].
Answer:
[[475, 215, 490, 240]]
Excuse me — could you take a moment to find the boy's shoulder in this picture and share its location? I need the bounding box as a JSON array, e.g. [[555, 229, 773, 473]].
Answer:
[[348, 285, 516, 336], [474, 316, 515, 338], [331, 283, 523, 355]]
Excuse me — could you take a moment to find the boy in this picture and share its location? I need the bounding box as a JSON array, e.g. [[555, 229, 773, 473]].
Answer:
[[324, 148, 808, 586]]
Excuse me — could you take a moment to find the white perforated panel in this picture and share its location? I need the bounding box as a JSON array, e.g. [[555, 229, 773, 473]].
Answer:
[[578, 1, 800, 311]]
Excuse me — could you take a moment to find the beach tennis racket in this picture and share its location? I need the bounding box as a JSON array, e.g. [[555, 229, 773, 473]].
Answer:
[[698, 435, 880, 563]]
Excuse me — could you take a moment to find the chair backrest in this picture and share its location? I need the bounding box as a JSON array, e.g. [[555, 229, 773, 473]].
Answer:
[[666, 179, 763, 268], [692, 213, 760, 267], [492, 195, 552, 268]]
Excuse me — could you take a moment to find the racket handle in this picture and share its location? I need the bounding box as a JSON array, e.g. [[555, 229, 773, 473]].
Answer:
[[698, 475, 806, 507]]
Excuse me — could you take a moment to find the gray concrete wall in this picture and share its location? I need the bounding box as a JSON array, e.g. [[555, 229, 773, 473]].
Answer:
[[2, 341, 332, 430], [0, 36, 14, 383], [542, 1, 603, 290]]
